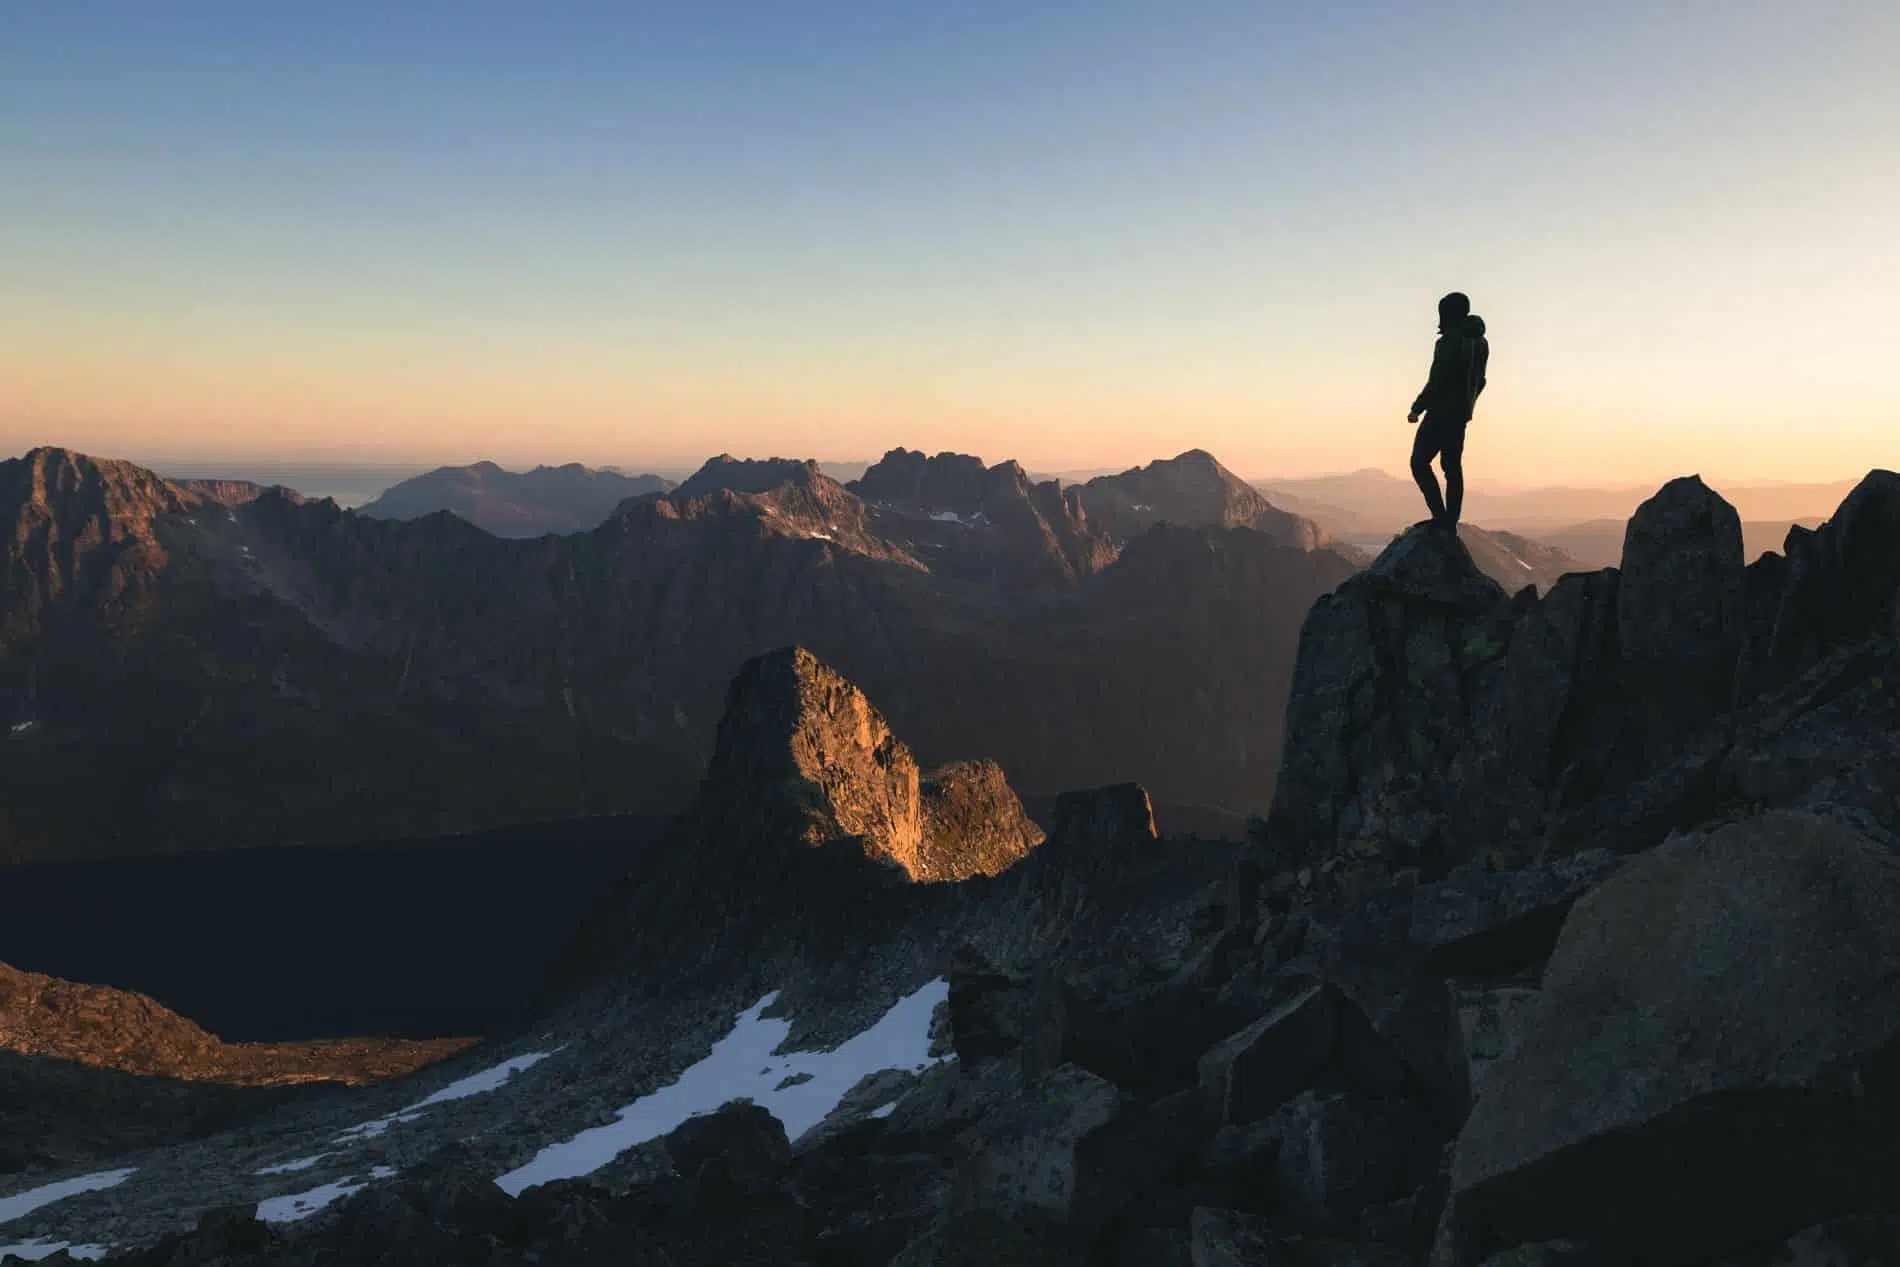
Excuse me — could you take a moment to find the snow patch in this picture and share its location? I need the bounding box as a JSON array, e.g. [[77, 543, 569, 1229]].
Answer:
[[869, 1100, 899, 1119], [806, 531, 834, 542], [928, 510, 965, 524], [496, 978, 949, 1196], [0, 1169, 136, 1227], [0, 1241, 109, 1262], [335, 1049, 560, 1142], [332, 1111, 422, 1142], [411, 1050, 560, 1109], [255, 1153, 331, 1176], [8, 721, 35, 735], [256, 1177, 366, 1224]]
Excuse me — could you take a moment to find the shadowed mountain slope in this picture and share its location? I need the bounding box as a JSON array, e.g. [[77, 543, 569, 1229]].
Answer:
[[357, 462, 673, 537], [0, 446, 1351, 862]]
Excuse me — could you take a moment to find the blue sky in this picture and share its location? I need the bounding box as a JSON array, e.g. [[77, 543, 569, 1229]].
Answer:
[[2, 1, 1896, 483]]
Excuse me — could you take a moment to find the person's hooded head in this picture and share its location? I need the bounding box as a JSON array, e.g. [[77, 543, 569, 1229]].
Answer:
[[1437, 291, 1471, 334]]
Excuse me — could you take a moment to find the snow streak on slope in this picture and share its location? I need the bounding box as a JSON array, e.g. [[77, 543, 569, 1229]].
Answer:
[[0, 1170, 136, 1227], [255, 1167, 397, 1225], [255, 1153, 331, 1176], [0, 1241, 110, 1262], [495, 979, 949, 1196], [333, 1049, 561, 1141]]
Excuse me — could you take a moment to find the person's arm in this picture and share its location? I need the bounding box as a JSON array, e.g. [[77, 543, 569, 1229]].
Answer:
[[1410, 336, 1454, 420], [1469, 340, 1489, 409]]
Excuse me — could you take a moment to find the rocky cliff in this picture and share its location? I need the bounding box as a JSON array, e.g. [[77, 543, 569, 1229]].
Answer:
[[1267, 470, 1900, 883], [553, 646, 1046, 987]]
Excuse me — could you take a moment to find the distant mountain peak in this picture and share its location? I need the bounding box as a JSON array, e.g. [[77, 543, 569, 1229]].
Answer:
[[357, 461, 673, 537], [675, 454, 825, 500], [1078, 448, 1327, 551]]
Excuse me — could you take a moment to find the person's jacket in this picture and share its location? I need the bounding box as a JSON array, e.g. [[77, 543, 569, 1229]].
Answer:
[[1412, 314, 1488, 423]]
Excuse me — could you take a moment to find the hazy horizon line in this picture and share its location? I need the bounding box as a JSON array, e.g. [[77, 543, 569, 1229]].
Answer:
[[4, 439, 1877, 500]]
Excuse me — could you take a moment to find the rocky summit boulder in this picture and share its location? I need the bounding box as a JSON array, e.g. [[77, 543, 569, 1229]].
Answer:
[[1441, 811, 1900, 1265], [1197, 985, 1339, 1127], [1616, 475, 1747, 753], [662, 1101, 792, 1188], [1616, 475, 1746, 668], [1267, 523, 1516, 866], [946, 1063, 1133, 1230]]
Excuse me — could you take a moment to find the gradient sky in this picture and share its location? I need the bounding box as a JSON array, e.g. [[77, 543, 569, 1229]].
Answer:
[[3, 1, 1896, 486]]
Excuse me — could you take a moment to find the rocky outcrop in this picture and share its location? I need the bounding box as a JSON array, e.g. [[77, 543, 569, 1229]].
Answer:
[[0, 962, 467, 1088], [1266, 524, 1517, 871], [1760, 469, 1900, 683], [1047, 783, 1159, 853], [1616, 476, 1747, 756], [1440, 812, 1900, 1264], [1268, 470, 1900, 876], [662, 1101, 792, 1189], [554, 648, 1047, 985], [686, 648, 1041, 883], [701, 646, 929, 873], [1407, 851, 1622, 977], [920, 761, 1047, 882]]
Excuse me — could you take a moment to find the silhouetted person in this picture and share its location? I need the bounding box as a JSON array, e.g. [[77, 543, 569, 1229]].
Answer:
[[1407, 292, 1489, 532]]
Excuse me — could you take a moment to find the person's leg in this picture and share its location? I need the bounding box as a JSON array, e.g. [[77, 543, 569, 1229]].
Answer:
[[1411, 419, 1448, 524], [1440, 421, 1467, 529]]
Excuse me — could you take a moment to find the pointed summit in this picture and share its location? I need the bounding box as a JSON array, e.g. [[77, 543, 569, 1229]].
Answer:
[[1078, 450, 1327, 550], [696, 647, 1041, 881]]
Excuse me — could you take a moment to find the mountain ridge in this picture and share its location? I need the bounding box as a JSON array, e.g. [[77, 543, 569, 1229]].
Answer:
[[358, 462, 673, 537], [0, 446, 1353, 863]]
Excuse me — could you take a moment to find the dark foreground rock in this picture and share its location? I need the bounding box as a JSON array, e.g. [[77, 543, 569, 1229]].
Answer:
[[1440, 811, 1900, 1265]]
